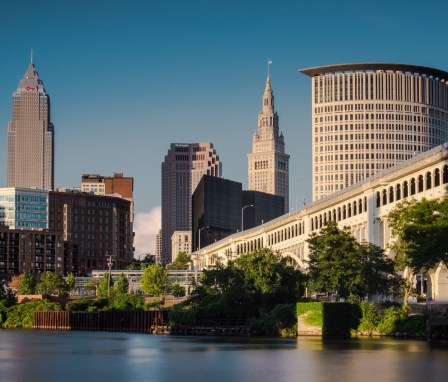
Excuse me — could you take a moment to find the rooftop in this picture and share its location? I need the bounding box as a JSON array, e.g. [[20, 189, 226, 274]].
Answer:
[[299, 63, 448, 81]]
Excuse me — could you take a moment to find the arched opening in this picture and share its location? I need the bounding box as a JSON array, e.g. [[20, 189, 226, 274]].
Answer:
[[376, 192, 381, 208], [382, 189, 387, 205], [426, 171, 432, 190], [403, 181, 409, 198], [434, 168, 440, 187], [418, 175, 424, 193], [389, 186, 394, 203], [410, 178, 416, 195], [396, 184, 401, 201]]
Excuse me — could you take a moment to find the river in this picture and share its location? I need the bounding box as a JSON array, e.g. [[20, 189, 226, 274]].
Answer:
[[0, 330, 447, 382]]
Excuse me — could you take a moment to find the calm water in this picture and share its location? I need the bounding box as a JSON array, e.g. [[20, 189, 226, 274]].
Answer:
[[0, 330, 447, 382]]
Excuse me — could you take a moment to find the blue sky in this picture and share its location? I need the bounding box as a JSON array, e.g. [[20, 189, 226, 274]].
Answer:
[[1, 0, 447, 255]]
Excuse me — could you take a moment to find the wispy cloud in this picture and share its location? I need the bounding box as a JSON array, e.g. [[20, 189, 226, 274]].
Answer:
[[133, 206, 161, 258]]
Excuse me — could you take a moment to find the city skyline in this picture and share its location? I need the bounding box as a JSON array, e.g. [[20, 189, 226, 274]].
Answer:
[[1, 0, 448, 256]]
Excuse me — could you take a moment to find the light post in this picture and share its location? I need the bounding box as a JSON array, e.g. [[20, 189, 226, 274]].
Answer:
[[198, 226, 210, 250], [107, 255, 113, 298], [241, 205, 253, 232]]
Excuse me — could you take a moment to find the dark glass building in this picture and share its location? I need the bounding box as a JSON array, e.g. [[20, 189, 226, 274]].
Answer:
[[242, 191, 285, 231], [192, 176, 241, 251], [192, 176, 285, 251]]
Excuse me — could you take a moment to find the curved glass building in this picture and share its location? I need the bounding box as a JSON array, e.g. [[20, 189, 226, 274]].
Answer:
[[300, 63, 448, 201]]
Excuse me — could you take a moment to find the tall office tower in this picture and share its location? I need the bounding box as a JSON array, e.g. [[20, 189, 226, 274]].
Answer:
[[161, 143, 222, 264], [156, 229, 162, 264], [248, 75, 290, 211], [300, 63, 448, 201], [7, 59, 54, 190]]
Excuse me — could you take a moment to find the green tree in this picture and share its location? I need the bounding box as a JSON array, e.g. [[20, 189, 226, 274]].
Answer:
[[0, 285, 16, 307], [18, 272, 36, 295], [140, 264, 168, 296], [307, 222, 360, 299], [65, 273, 76, 295], [187, 248, 305, 320], [167, 251, 191, 270], [171, 283, 186, 298], [388, 197, 448, 272], [115, 273, 129, 294], [97, 274, 112, 298], [37, 272, 68, 296], [307, 221, 395, 300]]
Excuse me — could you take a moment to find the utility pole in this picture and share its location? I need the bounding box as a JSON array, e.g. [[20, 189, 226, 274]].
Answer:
[[107, 255, 113, 297]]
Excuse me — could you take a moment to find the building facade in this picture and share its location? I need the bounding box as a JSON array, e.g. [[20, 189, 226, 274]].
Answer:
[[248, 76, 290, 211], [49, 190, 133, 274], [161, 143, 222, 264], [156, 229, 162, 264], [7, 60, 54, 190], [242, 190, 284, 231], [0, 226, 68, 279], [191, 176, 285, 251], [171, 231, 192, 261], [300, 63, 448, 201], [192, 143, 448, 302], [192, 176, 242, 251], [0, 188, 48, 229]]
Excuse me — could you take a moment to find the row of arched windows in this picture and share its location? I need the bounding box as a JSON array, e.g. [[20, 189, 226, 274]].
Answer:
[[236, 237, 264, 255], [376, 165, 448, 208], [267, 221, 306, 246], [311, 196, 368, 231]]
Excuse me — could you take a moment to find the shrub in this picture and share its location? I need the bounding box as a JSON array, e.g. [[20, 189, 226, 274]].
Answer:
[[256, 304, 297, 336], [3, 299, 61, 328], [357, 302, 380, 335], [109, 294, 144, 311], [377, 306, 407, 335], [168, 308, 197, 325]]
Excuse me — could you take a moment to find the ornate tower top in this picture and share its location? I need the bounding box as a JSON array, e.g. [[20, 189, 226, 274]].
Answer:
[[17, 61, 46, 94]]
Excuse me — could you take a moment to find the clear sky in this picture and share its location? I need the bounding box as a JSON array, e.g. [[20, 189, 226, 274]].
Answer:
[[1, 0, 447, 256]]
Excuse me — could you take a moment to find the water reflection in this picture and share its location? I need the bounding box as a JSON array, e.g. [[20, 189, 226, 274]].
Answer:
[[0, 330, 447, 382]]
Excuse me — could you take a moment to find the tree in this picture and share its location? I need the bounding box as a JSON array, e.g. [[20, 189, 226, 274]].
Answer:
[[0, 284, 16, 307], [171, 283, 186, 298], [127, 253, 155, 270], [37, 272, 68, 296], [307, 222, 360, 299], [388, 197, 448, 272], [97, 274, 111, 298], [167, 251, 191, 270], [187, 248, 305, 320], [140, 264, 168, 296], [307, 221, 395, 300], [17, 272, 36, 295], [8, 275, 22, 291], [65, 273, 76, 295], [115, 273, 129, 294]]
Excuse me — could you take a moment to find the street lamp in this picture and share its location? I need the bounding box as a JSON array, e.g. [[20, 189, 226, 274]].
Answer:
[[198, 226, 210, 250], [241, 205, 253, 232]]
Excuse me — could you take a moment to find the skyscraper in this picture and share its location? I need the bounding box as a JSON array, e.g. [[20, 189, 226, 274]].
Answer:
[[7, 59, 54, 190], [161, 143, 222, 264], [300, 63, 448, 201], [248, 75, 290, 211]]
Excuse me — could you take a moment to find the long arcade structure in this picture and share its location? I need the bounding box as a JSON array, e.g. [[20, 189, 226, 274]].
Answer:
[[192, 143, 448, 302]]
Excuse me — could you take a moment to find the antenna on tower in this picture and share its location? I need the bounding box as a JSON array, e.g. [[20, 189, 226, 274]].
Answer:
[[31, 49, 33, 63], [267, 59, 272, 77]]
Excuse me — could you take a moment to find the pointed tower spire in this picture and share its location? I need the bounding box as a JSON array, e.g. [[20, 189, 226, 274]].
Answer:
[[267, 59, 272, 78]]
